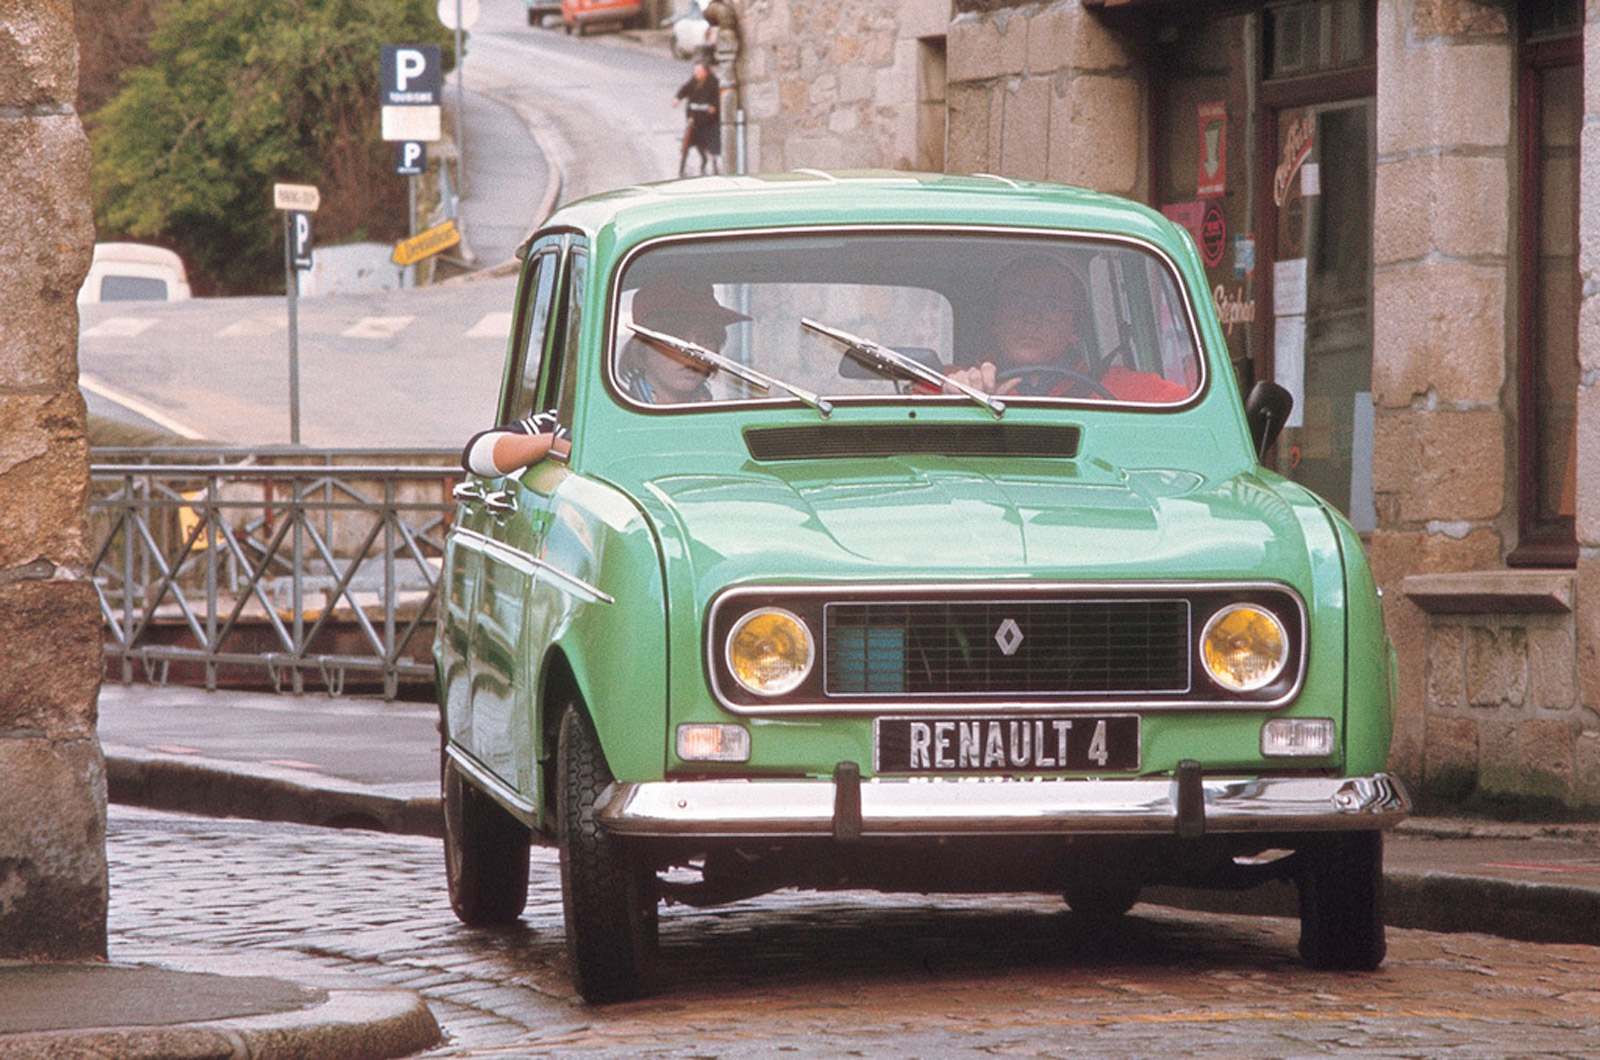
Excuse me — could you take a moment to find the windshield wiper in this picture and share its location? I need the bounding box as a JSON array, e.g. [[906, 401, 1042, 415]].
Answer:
[[800, 317, 1005, 419], [630, 324, 833, 418]]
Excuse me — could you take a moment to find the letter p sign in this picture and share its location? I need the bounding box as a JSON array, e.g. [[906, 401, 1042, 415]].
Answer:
[[289, 211, 313, 271], [396, 49, 426, 92], [381, 45, 441, 106]]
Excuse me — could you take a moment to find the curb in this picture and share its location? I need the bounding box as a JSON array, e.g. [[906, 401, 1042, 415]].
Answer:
[[105, 746, 442, 839], [0, 987, 439, 1060], [1148, 867, 1600, 949]]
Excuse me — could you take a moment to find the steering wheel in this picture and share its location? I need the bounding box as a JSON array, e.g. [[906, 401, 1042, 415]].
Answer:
[[996, 365, 1115, 400]]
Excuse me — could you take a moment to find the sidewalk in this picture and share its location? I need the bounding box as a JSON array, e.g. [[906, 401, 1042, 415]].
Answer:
[[96, 681, 1600, 948], [0, 961, 439, 1060]]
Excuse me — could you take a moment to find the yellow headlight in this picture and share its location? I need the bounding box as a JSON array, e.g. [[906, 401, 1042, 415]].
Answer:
[[726, 608, 814, 697], [1201, 604, 1289, 692]]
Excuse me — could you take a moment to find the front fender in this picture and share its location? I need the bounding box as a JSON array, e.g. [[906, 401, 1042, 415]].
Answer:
[[540, 474, 669, 785]]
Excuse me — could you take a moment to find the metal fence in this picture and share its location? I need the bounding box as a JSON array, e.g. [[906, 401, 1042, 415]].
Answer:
[[90, 448, 460, 700]]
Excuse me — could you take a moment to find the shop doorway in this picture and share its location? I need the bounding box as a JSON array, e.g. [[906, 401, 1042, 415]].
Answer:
[[1261, 97, 1375, 529]]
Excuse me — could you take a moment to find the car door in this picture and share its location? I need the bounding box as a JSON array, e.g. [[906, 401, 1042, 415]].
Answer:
[[499, 242, 588, 808], [451, 234, 565, 783]]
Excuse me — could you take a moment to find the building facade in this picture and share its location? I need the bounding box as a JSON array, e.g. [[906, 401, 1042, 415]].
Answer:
[[735, 0, 1600, 810]]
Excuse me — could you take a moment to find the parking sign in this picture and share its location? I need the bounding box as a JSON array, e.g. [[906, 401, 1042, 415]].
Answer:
[[289, 211, 313, 271], [395, 141, 427, 177], [381, 46, 441, 105]]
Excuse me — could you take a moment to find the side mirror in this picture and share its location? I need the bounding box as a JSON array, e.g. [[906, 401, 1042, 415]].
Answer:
[[1244, 380, 1293, 461]]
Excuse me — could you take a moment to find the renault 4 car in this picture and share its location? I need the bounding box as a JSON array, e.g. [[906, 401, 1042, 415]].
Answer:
[[435, 171, 1410, 1003]]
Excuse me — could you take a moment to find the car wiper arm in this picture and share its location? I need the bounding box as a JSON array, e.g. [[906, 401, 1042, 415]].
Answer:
[[630, 324, 833, 418], [800, 317, 1005, 419]]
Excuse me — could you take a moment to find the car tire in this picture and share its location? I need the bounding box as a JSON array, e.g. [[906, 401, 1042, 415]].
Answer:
[[1296, 830, 1386, 971], [526, 8, 538, 24], [443, 754, 531, 927], [557, 705, 657, 1003]]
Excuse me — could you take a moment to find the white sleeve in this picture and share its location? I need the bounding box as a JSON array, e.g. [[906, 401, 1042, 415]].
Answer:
[[464, 431, 507, 477]]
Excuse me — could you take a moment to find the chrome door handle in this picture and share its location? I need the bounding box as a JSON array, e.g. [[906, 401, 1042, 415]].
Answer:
[[484, 490, 518, 516], [452, 481, 486, 504]]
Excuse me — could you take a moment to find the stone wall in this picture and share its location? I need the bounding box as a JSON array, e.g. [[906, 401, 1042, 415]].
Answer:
[[944, 1, 1144, 197], [1368, 0, 1516, 793], [0, 0, 108, 958], [737, 0, 953, 172], [737, 0, 1143, 194]]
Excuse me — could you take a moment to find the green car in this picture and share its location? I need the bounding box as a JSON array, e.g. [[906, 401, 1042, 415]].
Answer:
[[435, 172, 1410, 1003]]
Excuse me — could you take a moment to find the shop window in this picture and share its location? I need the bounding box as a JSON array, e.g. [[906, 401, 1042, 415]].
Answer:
[[1511, 0, 1582, 566], [1266, 0, 1371, 79]]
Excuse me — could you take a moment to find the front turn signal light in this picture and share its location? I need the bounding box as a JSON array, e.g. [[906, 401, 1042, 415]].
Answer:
[[1201, 604, 1289, 692], [1262, 718, 1335, 757], [726, 608, 814, 697], [677, 723, 751, 762]]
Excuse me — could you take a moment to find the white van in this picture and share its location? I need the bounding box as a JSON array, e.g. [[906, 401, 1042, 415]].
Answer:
[[78, 243, 192, 304]]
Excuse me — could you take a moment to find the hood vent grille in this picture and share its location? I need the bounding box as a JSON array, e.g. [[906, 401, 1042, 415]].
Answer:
[[744, 424, 1081, 461]]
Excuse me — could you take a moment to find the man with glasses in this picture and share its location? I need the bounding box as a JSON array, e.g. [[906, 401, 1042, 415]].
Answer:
[[945, 256, 1190, 403]]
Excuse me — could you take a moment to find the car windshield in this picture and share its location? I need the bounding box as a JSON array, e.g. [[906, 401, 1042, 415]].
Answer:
[[610, 230, 1203, 411]]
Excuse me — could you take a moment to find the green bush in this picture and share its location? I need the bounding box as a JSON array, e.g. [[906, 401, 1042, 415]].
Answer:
[[88, 0, 452, 294]]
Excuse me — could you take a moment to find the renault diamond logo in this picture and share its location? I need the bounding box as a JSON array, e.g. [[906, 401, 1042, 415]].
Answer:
[[994, 618, 1024, 656]]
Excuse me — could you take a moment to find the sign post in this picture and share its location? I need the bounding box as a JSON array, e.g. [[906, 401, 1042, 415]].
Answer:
[[274, 183, 320, 445]]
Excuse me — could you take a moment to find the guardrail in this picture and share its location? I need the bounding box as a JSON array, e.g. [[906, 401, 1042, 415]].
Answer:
[[90, 448, 461, 700]]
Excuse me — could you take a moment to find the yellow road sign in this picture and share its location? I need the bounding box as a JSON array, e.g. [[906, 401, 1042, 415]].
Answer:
[[391, 220, 461, 266]]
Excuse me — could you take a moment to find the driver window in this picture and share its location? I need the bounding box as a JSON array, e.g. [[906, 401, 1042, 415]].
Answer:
[[503, 245, 560, 422]]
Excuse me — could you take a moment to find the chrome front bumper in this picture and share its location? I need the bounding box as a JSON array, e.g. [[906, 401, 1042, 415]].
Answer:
[[598, 772, 1411, 839]]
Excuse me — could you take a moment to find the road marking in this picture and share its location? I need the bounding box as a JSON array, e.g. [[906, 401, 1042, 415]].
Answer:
[[218, 316, 287, 338], [79, 373, 207, 440], [466, 311, 514, 339], [341, 315, 415, 339], [82, 316, 158, 339]]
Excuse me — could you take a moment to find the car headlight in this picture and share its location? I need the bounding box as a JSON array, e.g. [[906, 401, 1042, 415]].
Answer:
[[1200, 603, 1289, 692], [725, 608, 814, 697]]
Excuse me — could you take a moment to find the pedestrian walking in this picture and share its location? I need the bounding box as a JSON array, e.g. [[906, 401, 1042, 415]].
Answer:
[[673, 60, 721, 177]]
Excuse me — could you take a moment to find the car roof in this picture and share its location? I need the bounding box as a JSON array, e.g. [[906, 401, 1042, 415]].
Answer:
[[533, 171, 1191, 259]]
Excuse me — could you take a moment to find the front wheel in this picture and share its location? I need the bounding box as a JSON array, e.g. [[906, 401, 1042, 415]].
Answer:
[[443, 755, 531, 926], [1296, 830, 1386, 970], [557, 705, 657, 1003]]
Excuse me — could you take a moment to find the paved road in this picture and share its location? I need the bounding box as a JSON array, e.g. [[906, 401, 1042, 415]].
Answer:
[[108, 806, 1600, 1058]]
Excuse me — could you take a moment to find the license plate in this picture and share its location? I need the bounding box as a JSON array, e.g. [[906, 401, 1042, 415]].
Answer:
[[874, 715, 1140, 775]]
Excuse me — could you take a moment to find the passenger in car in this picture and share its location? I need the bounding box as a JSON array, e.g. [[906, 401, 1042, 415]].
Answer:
[[617, 276, 748, 404], [944, 256, 1191, 403], [460, 278, 749, 476]]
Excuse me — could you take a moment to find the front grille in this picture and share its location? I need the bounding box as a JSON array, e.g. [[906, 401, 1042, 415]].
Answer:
[[824, 598, 1191, 697]]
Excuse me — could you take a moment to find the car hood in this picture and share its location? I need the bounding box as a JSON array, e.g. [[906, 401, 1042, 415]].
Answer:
[[627, 458, 1328, 589]]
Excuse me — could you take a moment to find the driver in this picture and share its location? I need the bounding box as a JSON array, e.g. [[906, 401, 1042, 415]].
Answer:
[[944, 255, 1190, 403]]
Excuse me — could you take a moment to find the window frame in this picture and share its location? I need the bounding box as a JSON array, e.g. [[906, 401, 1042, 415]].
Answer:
[[1509, 23, 1582, 567]]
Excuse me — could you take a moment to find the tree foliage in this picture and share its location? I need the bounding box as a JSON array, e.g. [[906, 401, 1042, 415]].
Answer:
[[88, 0, 452, 294]]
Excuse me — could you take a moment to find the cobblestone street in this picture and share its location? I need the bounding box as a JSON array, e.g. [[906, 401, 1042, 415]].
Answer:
[[108, 807, 1600, 1058]]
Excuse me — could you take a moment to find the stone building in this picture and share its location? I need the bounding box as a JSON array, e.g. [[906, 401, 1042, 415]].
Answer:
[[735, 0, 1600, 810], [0, 0, 108, 957]]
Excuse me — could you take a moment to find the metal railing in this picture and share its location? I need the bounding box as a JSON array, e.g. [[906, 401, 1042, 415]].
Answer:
[[90, 448, 461, 699]]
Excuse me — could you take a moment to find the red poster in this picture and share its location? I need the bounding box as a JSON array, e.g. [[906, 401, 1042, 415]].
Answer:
[[1197, 102, 1227, 198]]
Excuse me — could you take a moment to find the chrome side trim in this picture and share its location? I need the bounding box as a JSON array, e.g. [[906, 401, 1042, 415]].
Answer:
[[450, 528, 615, 604], [445, 743, 540, 829], [597, 772, 1411, 838]]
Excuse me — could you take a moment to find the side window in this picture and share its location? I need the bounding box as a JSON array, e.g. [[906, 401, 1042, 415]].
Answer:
[[544, 247, 587, 430], [500, 244, 561, 423]]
